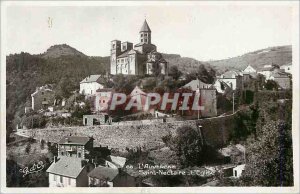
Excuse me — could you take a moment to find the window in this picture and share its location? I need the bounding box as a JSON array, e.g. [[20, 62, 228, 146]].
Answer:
[[123, 46, 126, 50], [61, 152, 64, 156], [43, 98, 46, 101], [60, 176, 63, 183], [145, 33, 148, 37], [145, 39, 148, 42], [234, 170, 237, 177], [78, 152, 81, 158], [141, 34, 143, 37], [68, 178, 71, 185], [53, 174, 56, 181], [141, 39, 143, 42], [112, 44, 115, 49], [42, 92, 44, 95]]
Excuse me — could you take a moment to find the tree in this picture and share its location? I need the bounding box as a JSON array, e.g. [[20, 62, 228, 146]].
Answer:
[[169, 65, 182, 80], [240, 120, 293, 186], [25, 143, 31, 154], [40, 139, 45, 150], [264, 80, 279, 91], [170, 125, 220, 167], [196, 64, 216, 84]]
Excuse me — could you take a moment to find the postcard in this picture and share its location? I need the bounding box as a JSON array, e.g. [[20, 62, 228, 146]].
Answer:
[[1, 1, 299, 193]]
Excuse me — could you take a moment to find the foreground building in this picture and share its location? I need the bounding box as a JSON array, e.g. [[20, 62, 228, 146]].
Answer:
[[47, 136, 95, 187], [110, 20, 168, 76]]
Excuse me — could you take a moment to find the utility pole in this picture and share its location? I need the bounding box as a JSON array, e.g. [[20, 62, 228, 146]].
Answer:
[[232, 92, 235, 114]]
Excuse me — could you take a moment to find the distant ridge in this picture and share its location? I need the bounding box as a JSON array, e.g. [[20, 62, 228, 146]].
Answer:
[[208, 45, 292, 73]]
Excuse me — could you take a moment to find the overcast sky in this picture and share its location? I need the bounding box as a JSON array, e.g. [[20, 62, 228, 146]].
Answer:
[[5, 3, 294, 61]]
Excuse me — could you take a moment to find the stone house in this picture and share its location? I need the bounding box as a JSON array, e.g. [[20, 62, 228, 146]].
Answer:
[[243, 65, 257, 74], [257, 64, 280, 80], [87, 166, 136, 187], [47, 157, 94, 187], [57, 136, 94, 159], [182, 79, 218, 118], [94, 88, 114, 113], [31, 84, 55, 111], [47, 136, 95, 187], [83, 114, 112, 126], [217, 71, 243, 90], [280, 63, 292, 74], [269, 71, 291, 89], [80, 75, 105, 96]]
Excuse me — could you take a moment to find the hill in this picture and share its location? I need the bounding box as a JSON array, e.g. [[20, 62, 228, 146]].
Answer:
[[42, 44, 86, 58], [208, 45, 292, 73], [162, 53, 212, 72]]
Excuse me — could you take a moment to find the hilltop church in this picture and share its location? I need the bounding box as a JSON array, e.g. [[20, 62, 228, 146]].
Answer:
[[110, 20, 168, 76]]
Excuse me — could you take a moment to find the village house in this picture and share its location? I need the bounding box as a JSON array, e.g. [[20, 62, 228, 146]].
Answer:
[[110, 20, 168, 76], [94, 88, 114, 112], [31, 84, 55, 111], [243, 65, 257, 74], [46, 156, 94, 187], [57, 136, 94, 159], [269, 71, 291, 89], [217, 70, 243, 91], [80, 75, 105, 95], [280, 63, 292, 74], [257, 64, 280, 80], [182, 79, 217, 118], [47, 136, 95, 187], [128, 86, 148, 112], [88, 155, 136, 187], [83, 114, 112, 126], [213, 79, 232, 95]]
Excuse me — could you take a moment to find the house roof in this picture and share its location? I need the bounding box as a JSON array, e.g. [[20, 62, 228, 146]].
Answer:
[[80, 75, 104, 84], [183, 79, 213, 91], [140, 20, 151, 32], [130, 86, 147, 96], [58, 136, 91, 145], [87, 166, 119, 181], [31, 84, 54, 97], [46, 157, 85, 178], [107, 156, 127, 168], [117, 49, 141, 58], [271, 72, 290, 78]]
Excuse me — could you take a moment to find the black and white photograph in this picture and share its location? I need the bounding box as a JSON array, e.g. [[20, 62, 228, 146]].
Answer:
[[0, 1, 299, 193]]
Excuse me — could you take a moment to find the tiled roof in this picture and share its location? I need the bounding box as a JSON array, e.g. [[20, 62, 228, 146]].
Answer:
[[117, 50, 131, 58], [58, 136, 91, 145], [183, 79, 213, 91], [140, 20, 151, 32], [80, 75, 103, 84], [108, 156, 127, 168], [46, 157, 84, 178], [87, 166, 119, 181]]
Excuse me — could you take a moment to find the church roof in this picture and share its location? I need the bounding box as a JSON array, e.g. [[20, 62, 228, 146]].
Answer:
[[117, 49, 141, 58], [140, 20, 151, 32]]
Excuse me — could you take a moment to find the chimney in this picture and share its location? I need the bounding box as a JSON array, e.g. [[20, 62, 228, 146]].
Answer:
[[54, 156, 58, 163]]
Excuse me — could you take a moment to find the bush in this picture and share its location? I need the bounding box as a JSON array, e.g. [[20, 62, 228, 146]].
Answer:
[[25, 143, 31, 154]]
